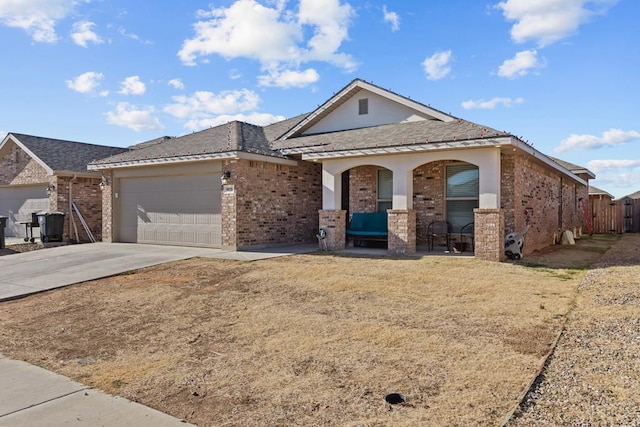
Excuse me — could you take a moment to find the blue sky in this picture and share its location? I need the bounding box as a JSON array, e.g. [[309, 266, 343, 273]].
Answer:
[[0, 0, 638, 198]]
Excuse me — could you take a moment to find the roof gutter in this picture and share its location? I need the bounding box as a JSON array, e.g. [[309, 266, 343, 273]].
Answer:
[[294, 135, 589, 186], [88, 150, 298, 170]]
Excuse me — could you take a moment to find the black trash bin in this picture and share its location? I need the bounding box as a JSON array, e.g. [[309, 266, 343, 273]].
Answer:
[[37, 212, 65, 243], [0, 216, 6, 249]]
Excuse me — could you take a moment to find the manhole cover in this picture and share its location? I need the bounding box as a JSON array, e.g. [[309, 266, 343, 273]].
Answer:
[[384, 393, 406, 405]]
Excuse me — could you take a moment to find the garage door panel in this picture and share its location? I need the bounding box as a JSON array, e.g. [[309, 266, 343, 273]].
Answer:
[[0, 187, 49, 238], [118, 174, 221, 248]]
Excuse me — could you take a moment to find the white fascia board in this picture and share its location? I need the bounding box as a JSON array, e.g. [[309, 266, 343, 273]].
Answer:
[[88, 151, 297, 171], [296, 136, 513, 159]]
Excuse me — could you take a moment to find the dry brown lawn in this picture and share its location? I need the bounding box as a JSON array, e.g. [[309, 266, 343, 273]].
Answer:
[[0, 235, 618, 426]]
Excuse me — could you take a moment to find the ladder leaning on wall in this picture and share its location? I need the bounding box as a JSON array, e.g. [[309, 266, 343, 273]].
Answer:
[[72, 202, 96, 243]]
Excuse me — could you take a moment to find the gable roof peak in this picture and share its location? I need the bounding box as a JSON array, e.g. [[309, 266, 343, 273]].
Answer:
[[278, 77, 457, 140]]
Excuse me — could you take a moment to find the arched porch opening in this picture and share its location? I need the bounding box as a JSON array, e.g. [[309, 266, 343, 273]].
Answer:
[[413, 160, 479, 253]]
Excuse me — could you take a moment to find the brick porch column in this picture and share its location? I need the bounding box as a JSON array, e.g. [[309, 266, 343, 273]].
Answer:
[[387, 209, 416, 255], [474, 208, 505, 262], [319, 210, 346, 250]]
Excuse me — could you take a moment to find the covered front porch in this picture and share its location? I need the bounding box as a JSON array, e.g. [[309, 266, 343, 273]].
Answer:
[[314, 147, 507, 262]]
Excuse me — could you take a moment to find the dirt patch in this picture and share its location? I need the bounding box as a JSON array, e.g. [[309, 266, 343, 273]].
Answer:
[[0, 242, 44, 257], [0, 236, 616, 426]]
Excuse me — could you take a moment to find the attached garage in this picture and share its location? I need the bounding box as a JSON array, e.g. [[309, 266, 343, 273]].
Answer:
[[115, 165, 222, 248], [0, 185, 49, 238]]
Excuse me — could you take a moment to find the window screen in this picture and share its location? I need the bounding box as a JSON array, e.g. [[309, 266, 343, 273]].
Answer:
[[446, 164, 479, 231], [377, 169, 392, 212]]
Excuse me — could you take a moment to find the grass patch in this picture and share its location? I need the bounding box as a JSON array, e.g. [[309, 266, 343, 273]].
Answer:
[[0, 238, 614, 426]]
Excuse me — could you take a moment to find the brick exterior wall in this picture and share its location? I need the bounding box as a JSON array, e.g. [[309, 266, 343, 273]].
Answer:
[[474, 208, 505, 262], [505, 153, 587, 254], [100, 171, 114, 242], [349, 165, 378, 213], [413, 162, 446, 245], [388, 209, 416, 255], [222, 158, 322, 250], [0, 143, 48, 185], [319, 210, 347, 250]]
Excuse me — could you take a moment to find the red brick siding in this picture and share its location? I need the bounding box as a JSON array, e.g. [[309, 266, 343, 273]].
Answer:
[[0, 144, 48, 185], [507, 153, 587, 253], [388, 209, 416, 255], [413, 162, 446, 245], [222, 159, 322, 249], [50, 176, 104, 242], [349, 165, 378, 213], [319, 210, 346, 250]]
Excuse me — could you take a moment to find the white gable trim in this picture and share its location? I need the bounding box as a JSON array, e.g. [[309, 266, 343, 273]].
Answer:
[[0, 133, 54, 175], [279, 79, 455, 140]]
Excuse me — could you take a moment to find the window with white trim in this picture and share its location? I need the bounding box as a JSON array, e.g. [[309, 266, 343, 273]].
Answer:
[[446, 164, 479, 231], [377, 169, 392, 212]]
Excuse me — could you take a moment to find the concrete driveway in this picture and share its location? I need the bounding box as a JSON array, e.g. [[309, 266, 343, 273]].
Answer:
[[0, 242, 317, 301]]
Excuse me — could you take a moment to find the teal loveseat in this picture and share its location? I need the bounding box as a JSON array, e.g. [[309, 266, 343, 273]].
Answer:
[[346, 212, 388, 246]]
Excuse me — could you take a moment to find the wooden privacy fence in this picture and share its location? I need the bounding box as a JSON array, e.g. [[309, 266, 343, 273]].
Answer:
[[589, 197, 640, 234]]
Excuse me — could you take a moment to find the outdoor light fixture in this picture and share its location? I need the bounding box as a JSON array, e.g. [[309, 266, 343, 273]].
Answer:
[[221, 171, 231, 185], [98, 176, 109, 190], [46, 184, 56, 194]]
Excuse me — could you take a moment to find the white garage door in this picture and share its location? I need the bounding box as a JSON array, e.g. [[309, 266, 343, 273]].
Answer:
[[118, 174, 222, 248], [0, 186, 49, 238]]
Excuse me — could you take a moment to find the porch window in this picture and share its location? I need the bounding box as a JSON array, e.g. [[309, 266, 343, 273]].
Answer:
[[446, 164, 479, 231], [377, 169, 392, 212]]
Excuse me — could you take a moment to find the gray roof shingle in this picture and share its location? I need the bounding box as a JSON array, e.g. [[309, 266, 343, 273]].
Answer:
[[271, 118, 507, 153], [91, 121, 289, 166], [10, 133, 128, 173]]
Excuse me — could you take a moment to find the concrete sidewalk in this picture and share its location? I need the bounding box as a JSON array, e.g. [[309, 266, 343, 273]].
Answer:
[[0, 355, 194, 426], [0, 241, 317, 426]]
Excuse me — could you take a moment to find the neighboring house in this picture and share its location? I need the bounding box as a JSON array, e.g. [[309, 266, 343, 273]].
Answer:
[[618, 190, 640, 233], [0, 133, 127, 241], [90, 79, 593, 261]]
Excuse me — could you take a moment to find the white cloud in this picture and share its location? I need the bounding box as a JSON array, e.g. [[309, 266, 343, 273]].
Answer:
[[184, 112, 286, 131], [258, 68, 319, 88], [66, 71, 108, 96], [118, 27, 152, 44], [177, 0, 355, 85], [461, 97, 525, 109], [587, 159, 640, 173], [495, 0, 618, 47], [555, 129, 640, 153], [382, 5, 400, 31], [71, 20, 102, 47], [497, 49, 543, 79], [164, 89, 261, 120], [118, 76, 146, 95], [422, 50, 452, 81], [0, 0, 83, 43], [168, 79, 185, 90], [105, 102, 164, 131]]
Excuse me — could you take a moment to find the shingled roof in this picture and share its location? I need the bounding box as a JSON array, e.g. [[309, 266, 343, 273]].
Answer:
[[91, 121, 288, 167], [5, 133, 128, 174], [272, 117, 507, 154]]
